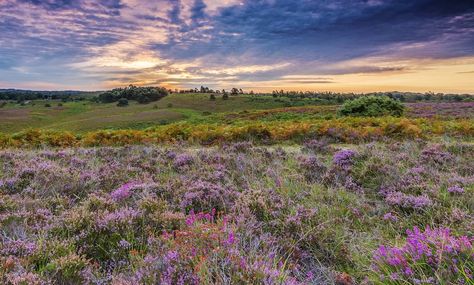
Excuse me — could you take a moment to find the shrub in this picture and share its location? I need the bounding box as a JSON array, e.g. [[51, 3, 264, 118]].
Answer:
[[44, 103, 51, 108], [209, 94, 216, 101], [117, 98, 129, 107], [338, 96, 404, 117], [222, 93, 229, 100]]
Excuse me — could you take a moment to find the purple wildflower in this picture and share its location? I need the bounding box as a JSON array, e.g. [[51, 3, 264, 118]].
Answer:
[[447, 185, 465, 195], [111, 182, 136, 201], [333, 149, 357, 168]]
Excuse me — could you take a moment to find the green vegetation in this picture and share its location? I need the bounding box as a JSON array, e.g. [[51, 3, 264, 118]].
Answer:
[[338, 96, 405, 117], [116, 98, 129, 107], [97, 85, 168, 104]]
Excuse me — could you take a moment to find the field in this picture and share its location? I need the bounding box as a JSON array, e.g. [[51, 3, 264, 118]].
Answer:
[[0, 94, 305, 134], [0, 94, 473, 284]]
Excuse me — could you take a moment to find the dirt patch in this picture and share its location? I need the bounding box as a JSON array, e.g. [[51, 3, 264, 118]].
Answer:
[[0, 109, 30, 120]]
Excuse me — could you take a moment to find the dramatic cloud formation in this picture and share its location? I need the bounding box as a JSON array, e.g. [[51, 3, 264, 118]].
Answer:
[[0, 0, 473, 92]]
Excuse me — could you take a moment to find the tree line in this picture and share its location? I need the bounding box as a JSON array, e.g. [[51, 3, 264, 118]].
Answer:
[[269, 90, 474, 103], [0, 89, 89, 102]]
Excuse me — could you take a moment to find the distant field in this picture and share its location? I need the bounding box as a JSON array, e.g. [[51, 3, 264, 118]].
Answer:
[[1, 94, 474, 135], [0, 93, 326, 133]]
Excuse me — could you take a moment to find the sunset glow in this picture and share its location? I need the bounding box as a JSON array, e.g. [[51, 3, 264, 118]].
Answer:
[[0, 0, 473, 92]]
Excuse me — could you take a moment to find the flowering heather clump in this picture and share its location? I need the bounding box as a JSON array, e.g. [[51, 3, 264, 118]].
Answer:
[[172, 153, 194, 169], [333, 149, 357, 169], [303, 139, 332, 153], [0, 142, 472, 284], [180, 179, 237, 212], [420, 145, 453, 166], [110, 182, 136, 201], [447, 185, 465, 195], [299, 155, 327, 182], [384, 191, 433, 210], [372, 226, 474, 284]]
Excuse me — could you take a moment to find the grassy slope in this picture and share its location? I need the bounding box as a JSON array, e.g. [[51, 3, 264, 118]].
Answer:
[[0, 93, 322, 134]]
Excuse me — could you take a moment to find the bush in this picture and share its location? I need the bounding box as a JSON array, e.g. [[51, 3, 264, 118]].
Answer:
[[222, 93, 229, 100], [210, 94, 216, 101], [117, 98, 129, 107], [44, 103, 51, 108], [338, 96, 404, 117], [98, 85, 168, 104]]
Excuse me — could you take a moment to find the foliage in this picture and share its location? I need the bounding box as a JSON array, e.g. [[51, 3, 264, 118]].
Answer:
[[116, 98, 129, 107], [98, 85, 168, 104], [338, 96, 405, 117], [0, 141, 472, 284], [0, 116, 473, 148], [372, 227, 473, 284]]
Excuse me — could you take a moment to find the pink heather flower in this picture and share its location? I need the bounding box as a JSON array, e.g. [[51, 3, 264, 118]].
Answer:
[[111, 182, 135, 201], [333, 149, 357, 168], [447, 185, 465, 194], [166, 250, 178, 261], [383, 212, 398, 222], [186, 210, 196, 226], [118, 239, 131, 249], [226, 232, 235, 245]]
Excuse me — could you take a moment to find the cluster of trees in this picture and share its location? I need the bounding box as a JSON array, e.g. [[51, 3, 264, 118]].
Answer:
[[0, 89, 89, 102], [270, 90, 474, 103], [97, 85, 168, 104], [177, 86, 247, 95]]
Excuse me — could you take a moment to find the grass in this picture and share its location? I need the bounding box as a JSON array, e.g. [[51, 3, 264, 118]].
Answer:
[[0, 94, 473, 284], [0, 94, 314, 134]]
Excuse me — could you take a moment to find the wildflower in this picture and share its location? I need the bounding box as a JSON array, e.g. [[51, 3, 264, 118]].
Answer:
[[373, 226, 474, 284], [118, 239, 131, 249], [226, 232, 235, 245], [447, 185, 465, 195], [383, 212, 398, 222], [333, 149, 357, 168], [173, 153, 194, 169], [111, 182, 136, 201]]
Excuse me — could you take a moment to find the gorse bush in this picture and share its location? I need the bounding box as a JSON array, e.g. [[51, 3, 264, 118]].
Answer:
[[338, 96, 405, 117]]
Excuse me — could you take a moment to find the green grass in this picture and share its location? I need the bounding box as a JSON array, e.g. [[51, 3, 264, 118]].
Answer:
[[0, 94, 328, 134]]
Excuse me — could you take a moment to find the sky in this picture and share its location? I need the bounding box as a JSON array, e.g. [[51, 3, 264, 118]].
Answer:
[[0, 0, 473, 93]]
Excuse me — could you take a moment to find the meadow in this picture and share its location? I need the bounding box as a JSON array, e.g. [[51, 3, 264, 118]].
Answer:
[[0, 93, 473, 284]]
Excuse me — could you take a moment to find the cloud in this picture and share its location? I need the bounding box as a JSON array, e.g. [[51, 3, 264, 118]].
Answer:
[[0, 0, 473, 91]]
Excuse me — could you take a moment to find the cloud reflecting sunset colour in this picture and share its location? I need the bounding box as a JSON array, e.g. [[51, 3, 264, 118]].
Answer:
[[0, 0, 473, 92]]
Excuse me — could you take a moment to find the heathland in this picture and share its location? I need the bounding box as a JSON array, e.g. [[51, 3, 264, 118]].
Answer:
[[0, 89, 473, 284]]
